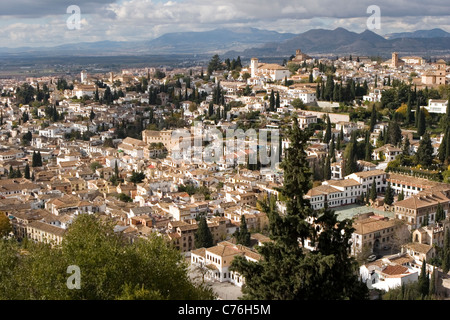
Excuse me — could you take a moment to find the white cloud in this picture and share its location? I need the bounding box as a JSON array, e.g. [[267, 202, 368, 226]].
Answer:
[[1, 0, 450, 47]]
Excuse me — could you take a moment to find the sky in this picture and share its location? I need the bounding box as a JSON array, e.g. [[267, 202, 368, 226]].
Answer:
[[1, 0, 450, 47]]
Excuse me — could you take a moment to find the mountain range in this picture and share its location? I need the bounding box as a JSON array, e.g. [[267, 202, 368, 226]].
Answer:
[[1, 27, 450, 58], [225, 27, 450, 58]]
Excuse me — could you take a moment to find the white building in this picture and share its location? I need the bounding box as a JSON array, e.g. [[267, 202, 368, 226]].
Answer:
[[424, 99, 448, 114], [250, 58, 291, 82], [190, 241, 261, 287], [345, 169, 387, 194], [363, 89, 382, 102]]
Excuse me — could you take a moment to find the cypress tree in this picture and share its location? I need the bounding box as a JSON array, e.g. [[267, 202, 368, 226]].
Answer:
[[406, 94, 412, 125], [324, 115, 332, 143], [230, 117, 368, 300], [8, 165, 15, 179], [325, 75, 334, 101], [235, 215, 251, 247], [344, 132, 358, 176], [388, 120, 402, 146], [276, 92, 280, 110], [398, 189, 404, 201], [329, 136, 335, 159], [384, 182, 394, 205], [429, 268, 436, 297], [415, 99, 421, 127], [370, 106, 377, 132], [323, 156, 332, 180], [443, 229, 450, 274], [370, 182, 377, 202], [365, 131, 372, 161], [416, 132, 433, 167], [418, 260, 430, 298], [417, 108, 426, 137], [195, 216, 213, 249], [269, 91, 275, 111], [402, 137, 410, 156], [436, 203, 445, 223], [438, 127, 449, 163], [24, 163, 30, 180]]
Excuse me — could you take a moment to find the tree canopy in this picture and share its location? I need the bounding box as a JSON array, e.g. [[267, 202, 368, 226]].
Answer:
[[0, 214, 214, 300]]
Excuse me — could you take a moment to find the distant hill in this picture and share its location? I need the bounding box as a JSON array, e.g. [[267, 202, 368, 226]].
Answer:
[[384, 28, 450, 40], [145, 27, 297, 54], [0, 27, 297, 57], [1, 27, 450, 58], [227, 28, 450, 58]]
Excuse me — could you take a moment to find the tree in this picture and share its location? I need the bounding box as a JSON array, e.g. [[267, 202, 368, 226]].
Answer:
[[24, 163, 30, 180], [32, 151, 42, 167], [329, 136, 335, 160], [429, 268, 436, 297], [207, 54, 223, 75], [0, 214, 215, 300], [323, 156, 332, 180], [438, 127, 450, 163], [89, 109, 96, 121], [195, 216, 213, 249], [384, 182, 394, 206], [417, 107, 426, 137], [370, 182, 377, 202], [0, 213, 12, 238], [387, 120, 402, 146], [436, 203, 445, 223], [369, 106, 377, 132], [275, 92, 280, 110], [398, 189, 405, 201], [324, 75, 334, 101], [406, 95, 413, 125], [235, 215, 251, 247], [418, 260, 430, 298], [443, 229, 450, 274], [230, 117, 368, 300], [415, 132, 434, 167], [343, 132, 358, 176], [269, 91, 275, 111], [89, 161, 103, 173], [129, 171, 146, 184], [402, 137, 410, 156], [323, 115, 332, 143]]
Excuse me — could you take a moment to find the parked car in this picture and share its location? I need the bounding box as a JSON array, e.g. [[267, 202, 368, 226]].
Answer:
[[367, 254, 377, 262]]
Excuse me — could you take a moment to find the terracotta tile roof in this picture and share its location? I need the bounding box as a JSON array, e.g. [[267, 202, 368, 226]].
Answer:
[[381, 265, 409, 276]]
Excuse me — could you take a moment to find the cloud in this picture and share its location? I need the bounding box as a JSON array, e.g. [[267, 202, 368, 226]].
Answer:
[[2, 0, 450, 47], [0, 0, 116, 17]]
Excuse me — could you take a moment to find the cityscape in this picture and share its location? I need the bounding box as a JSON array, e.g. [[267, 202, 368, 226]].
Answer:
[[0, 0, 450, 306]]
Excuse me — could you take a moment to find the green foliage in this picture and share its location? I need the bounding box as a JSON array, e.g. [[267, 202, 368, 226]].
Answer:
[[231, 117, 368, 300], [117, 193, 132, 203], [415, 132, 434, 168], [384, 182, 394, 205], [370, 182, 377, 202], [234, 215, 251, 247], [128, 171, 146, 184], [207, 54, 224, 75], [89, 161, 103, 173], [0, 214, 12, 238], [443, 229, 450, 274], [0, 214, 215, 300], [194, 216, 213, 249], [418, 260, 430, 298]]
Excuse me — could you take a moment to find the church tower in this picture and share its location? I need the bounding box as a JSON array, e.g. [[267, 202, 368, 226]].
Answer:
[[251, 58, 259, 78]]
